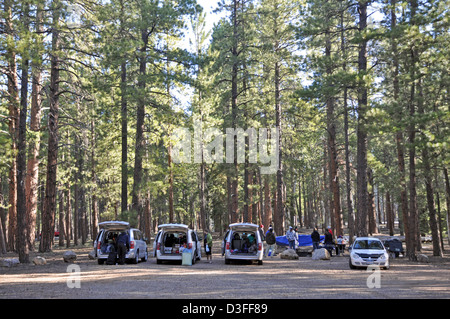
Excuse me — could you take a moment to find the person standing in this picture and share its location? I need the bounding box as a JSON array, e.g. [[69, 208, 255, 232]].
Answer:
[[311, 227, 320, 250], [324, 227, 334, 257], [286, 226, 296, 250], [204, 230, 213, 263], [264, 227, 276, 257], [117, 231, 130, 265]]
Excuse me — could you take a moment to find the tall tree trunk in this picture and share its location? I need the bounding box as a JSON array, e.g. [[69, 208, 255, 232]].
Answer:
[[406, 0, 419, 260], [229, 0, 239, 225], [275, 59, 285, 236], [121, 61, 128, 216], [368, 169, 378, 234], [0, 195, 6, 254], [298, 177, 302, 227], [65, 187, 72, 248], [26, 1, 44, 252], [131, 29, 149, 224], [144, 192, 152, 240], [40, 0, 61, 252], [390, 0, 410, 257], [91, 120, 98, 240], [167, 143, 174, 223], [244, 164, 253, 223], [386, 191, 394, 236], [58, 189, 65, 247], [263, 177, 272, 230], [418, 80, 441, 256], [120, 0, 128, 216], [5, 0, 19, 252], [356, 1, 369, 237], [444, 168, 450, 246], [16, 2, 30, 263], [325, 28, 343, 237]]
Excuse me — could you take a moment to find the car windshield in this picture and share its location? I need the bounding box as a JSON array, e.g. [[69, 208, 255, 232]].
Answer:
[[353, 240, 384, 250]]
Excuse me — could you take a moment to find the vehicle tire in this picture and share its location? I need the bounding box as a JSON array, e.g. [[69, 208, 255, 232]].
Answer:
[[132, 250, 139, 264], [98, 259, 105, 265], [349, 258, 356, 269], [156, 258, 162, 264], [258, 260, 263, 265], [225, 258, 230, 264]]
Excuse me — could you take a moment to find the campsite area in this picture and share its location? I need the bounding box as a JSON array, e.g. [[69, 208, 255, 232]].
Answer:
[[1, 235, 449, 300]]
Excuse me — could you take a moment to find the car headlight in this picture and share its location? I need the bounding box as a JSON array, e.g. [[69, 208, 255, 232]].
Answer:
[[379, 253, 388, 260], [351, 253, 361, 260]]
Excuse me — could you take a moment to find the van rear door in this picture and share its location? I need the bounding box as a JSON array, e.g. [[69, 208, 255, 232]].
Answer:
[[98, 221, 130, 231]]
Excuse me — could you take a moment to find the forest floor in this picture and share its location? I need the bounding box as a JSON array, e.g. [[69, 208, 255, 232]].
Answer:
[[1, 234, 450, 300]]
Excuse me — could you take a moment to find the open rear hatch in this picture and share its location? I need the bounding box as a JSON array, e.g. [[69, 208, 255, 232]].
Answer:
[[99, 221, 130, 231], [158, 224, 190, 255], [229, 223, 260, 255]]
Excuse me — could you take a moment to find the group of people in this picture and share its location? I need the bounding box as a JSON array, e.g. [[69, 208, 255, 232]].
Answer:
[[311, 226, 346, 256], [104, 231, 130, 265], [266, 224, 347, 257]]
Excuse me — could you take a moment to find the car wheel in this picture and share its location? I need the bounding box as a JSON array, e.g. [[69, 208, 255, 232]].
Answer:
[[349, 258, 356, 269], [98, 259, 105, 265], [258, 260, 263, 265], [156, 258, 162, 264], [225, 258, 230, 264], [132, 250, 139, 264]]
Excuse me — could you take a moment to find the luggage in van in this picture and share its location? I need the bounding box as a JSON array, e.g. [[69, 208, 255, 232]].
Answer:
[[106, 244, 117, 265]]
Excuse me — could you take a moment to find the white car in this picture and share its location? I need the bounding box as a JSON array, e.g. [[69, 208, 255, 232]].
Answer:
[[223, 223, 264, 265], [95, 221, 148, 264], [349, 237, 390, 270], [153, 224, 202, 264]]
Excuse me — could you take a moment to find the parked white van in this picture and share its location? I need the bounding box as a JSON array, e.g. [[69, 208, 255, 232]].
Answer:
[[95, 221, 148, 265], [223, 223, 264, 265], [153, 224, 202, 264]]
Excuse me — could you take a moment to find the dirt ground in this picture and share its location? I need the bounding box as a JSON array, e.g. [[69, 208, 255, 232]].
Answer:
[[1, 236, 450, 300]]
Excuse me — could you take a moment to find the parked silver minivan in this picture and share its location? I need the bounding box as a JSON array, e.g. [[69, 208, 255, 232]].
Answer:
[[153, 224, 202, 264], [95, 221, 148, 265], [223, 223, 264, 265]]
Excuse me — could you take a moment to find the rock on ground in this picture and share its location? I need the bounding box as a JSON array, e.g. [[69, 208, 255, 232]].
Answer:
[[280, 249, 299, 260], [88, 250, 96, 260], [1, 258, 20, 268], [312, 248, 330, 260], [63, 250, 77, 263], [32, 256, 47, 265], [417, 254, 429, 263]]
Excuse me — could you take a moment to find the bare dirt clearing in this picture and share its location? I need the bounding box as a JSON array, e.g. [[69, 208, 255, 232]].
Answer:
[[1, 240, 449, 299]]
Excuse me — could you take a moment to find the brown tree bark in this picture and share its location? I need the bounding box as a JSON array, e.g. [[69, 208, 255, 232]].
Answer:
[[263, 177, 272, 230], [40, 0, 61, 252], [131, 28, 149, 225], [355, 1, 369, 237], [5, 0, 19, 252], [15, 2, 31, 263], [26, 1, 44, 252], [325, 28, 343, 237]]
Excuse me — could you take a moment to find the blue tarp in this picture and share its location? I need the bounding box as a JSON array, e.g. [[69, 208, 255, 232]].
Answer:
[[276, 234, 325, 247]]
